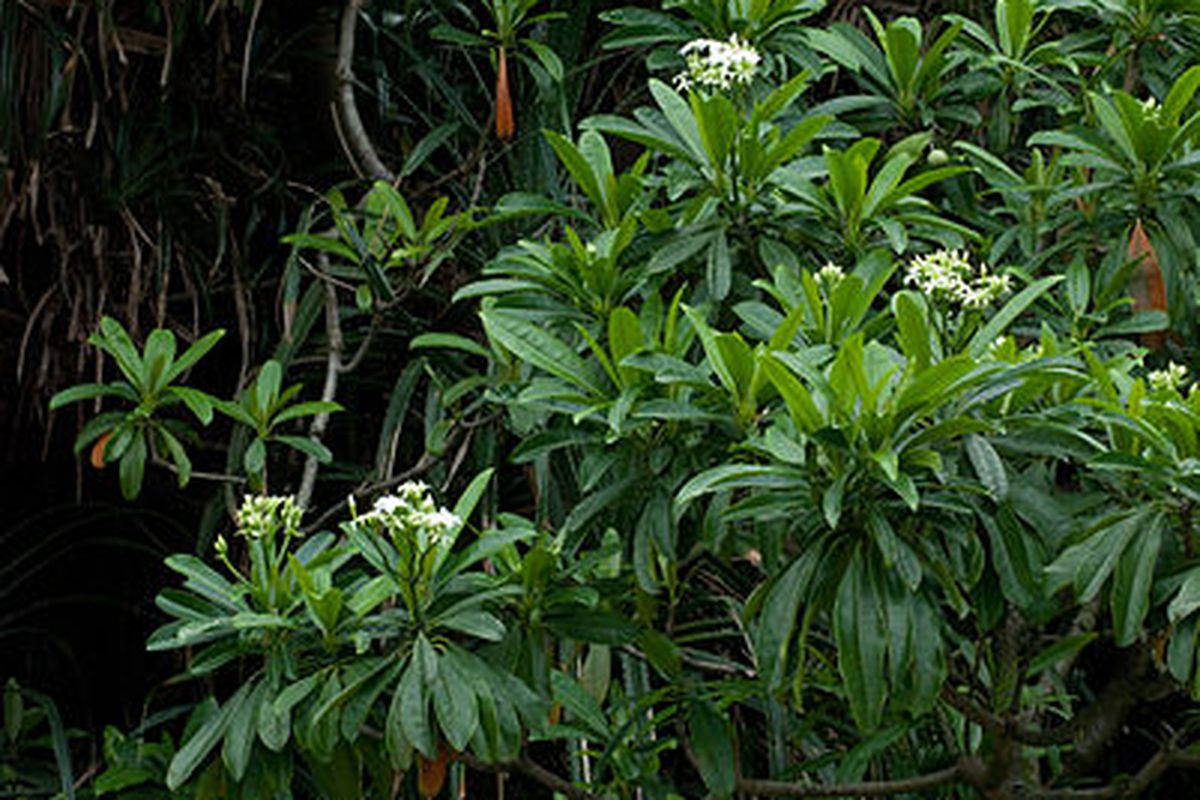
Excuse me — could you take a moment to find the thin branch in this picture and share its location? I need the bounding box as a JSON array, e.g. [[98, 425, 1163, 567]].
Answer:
[[941, 684, 1079, 747], [297, 271, 342, 510], [457, 752, 599, 800], [151, 456, 245, 485], [1037, 749, 1200, 799], [736, 762, 966, 798], [302, 452, 436, 533], [335, 0, 396, 182]]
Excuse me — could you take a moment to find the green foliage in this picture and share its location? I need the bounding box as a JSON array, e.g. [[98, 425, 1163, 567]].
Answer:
[[214, 361, 341, 490], [49, 318, 225, 499], [31, 0, 1200, 798]]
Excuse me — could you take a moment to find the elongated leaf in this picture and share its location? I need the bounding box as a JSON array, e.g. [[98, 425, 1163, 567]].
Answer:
[[965, 435, 1008, 500], [689, 701, 735, 798], [1111, 517, 1162, 646], [1025, 633, 1098, 676], [834, 550, 886, 729], [482, 309, 603, 395], [222, 678, 263, 780], [167, 683, 251, 789]]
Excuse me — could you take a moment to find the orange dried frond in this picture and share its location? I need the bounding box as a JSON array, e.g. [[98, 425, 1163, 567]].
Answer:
[[417, 742, 449, 798], [90, 431, 112, 469], [1127, 218, 1168, 350], [495, 46, 515, 141]]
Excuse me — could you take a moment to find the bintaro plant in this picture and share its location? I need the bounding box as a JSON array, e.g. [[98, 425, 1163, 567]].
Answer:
[[146, 474, 554, 797], [48, 317, 224, 499]]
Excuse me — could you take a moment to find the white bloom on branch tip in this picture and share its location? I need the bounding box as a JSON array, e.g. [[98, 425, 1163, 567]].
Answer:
[[904, 249, 1010, 311], [817, 262, 845, 288], [674, 34, 761, 92], [1148, 361, 1188, 392]]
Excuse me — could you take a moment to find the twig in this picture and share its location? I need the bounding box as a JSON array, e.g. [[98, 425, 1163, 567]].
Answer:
[[151, 456, 245, 485], [941, 684, 1077, 747], [297, 267, 343, 510], [302, 452, 436, 532], [457, 751, 599, 800], [1036, 748, 1200, 799], [334, 0, 396, 182], [239, 0, 264, 103], [736, 762, 966, 798]]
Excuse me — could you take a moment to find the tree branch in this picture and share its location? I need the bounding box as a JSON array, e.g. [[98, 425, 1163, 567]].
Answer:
[[736, 761, 967, 798], [1036, 748, 1200, 799], [335, 0, 396, 182], [457, 752, 599, 800], [297, 266, 342, 510]]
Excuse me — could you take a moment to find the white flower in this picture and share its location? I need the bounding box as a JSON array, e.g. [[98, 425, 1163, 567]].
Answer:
[[904, 250, 1010, 310], [356, 484, 460, 542], [1148, 361, 1188, 392], [235, 495, 302, 539], [817, 262, 845, 288], [372, 495, 404, 516], [418, 508, 461, 535], [675, 34, 760, 92]]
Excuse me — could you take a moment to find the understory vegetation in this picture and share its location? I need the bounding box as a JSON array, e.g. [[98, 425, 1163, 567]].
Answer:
[[7, 0, 1200, 797]]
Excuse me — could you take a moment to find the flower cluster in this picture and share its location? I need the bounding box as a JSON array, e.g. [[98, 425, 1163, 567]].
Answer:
[[903, 249, 1012, 310], [674, 34, 761, 92], [1148, 361, 1189, 393], [817, 262, 845, 289], [235, 495, 303, 540], [355, 481, 460, 541]]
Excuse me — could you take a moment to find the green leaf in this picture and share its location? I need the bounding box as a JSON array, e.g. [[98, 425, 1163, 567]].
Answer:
[[166, 329, 225, 384], [1111, 517, 1163, 647], [689, 701, 735, 799], [1066, 257, 1090, 316], [399, 657, 435, 758], [524, 38, 564, 82], [94, 317, 145, 390], [1169, 567, 1200, 624], [119, 433, 147, 500], [892, 291, 932, 371], [254, 361, 283, 417], [167, 684, 251, 789], [433, 657, 478, 752], [222, 679, 263, 781], [983, 507, 1042, 612], [965, 435, 1008, 500], [649, 79, 706, 164], [281, 233, 360, 263], [49, 382, 137, 409], [410, 332, 493, 359], [683, 305, 737, 399], [762, 354, 823, 433], [482, 309, 603, 396], [157, 427, 193, 488], [244, 437, 267, 477], [1025, 633, 1098, 677], [273, 435, 333, 464], [545, 608, 639, 645], [550, 671, 609, 739], [272, 401, 342, 426], [162, 555, 245, 612], [544, 131, 607, 219], [438, 610, 506, 641], [169, 387, 217, 425], [1046, 511, 1143, 601], [834, 550, 886, 729]]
